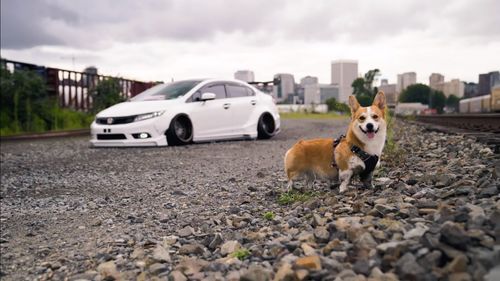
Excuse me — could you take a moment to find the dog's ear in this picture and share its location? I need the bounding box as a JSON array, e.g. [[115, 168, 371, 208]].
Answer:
[[372, 91, 386, 110], [348, 95, 360, 116]]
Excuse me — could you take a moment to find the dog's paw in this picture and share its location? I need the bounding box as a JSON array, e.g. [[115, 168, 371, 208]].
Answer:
[[339, 186, 348, 194]]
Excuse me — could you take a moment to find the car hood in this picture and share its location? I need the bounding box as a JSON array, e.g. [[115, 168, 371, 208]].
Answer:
[[96, 100, 180, 117]]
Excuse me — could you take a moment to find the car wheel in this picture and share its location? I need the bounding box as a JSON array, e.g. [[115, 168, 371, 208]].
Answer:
[[166, 115, 193, 145], [257, 113, 276, 139]]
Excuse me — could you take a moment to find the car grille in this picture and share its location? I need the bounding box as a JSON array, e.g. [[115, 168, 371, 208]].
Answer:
[[96, 115, 136, 125], [97, 134, 127, 140]]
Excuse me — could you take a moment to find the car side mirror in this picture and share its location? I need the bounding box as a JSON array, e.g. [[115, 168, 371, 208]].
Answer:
[[201, 92, 216, 101]]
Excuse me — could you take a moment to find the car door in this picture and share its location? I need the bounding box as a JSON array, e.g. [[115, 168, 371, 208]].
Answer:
[[185, 83, 233, 140], [225, 83, 258, 135]]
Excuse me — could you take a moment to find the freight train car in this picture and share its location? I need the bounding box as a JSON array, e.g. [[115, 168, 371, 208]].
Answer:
[[492, 86, 500, 112], [460, 85, 500, 113]]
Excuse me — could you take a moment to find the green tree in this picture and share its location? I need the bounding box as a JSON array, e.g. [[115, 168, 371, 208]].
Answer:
[[0, 65, 50, 133], [446, 94, 460, 112], [90, 77, 125, 113], [351, 69, 380, 106], [399, 83, 446, 113], [431, 91, 446, 114], [325, 97, 350, 114]]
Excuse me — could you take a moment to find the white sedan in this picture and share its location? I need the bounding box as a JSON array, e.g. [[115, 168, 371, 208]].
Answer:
[[90, 79, 280, 147]]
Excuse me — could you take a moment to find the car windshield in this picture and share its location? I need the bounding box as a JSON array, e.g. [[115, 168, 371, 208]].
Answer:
[[130, 80, 202, 101]]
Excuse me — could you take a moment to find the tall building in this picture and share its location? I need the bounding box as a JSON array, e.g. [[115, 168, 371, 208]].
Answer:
[[304, 83, 339, 105], [397, 72, 417, 93], [319, 84, 339, 103], [300, 76, 318, 86], [429, 73, 444, 91], [331, 60, 358, 103], [273, 73, 295, 103], [464, 82, 479, 98], [234, 70, 255, 82], [478, 71, 500, 96], [304, 84, 320, 105], [379, 83, 398, 106], [442, 79, 464, 98]]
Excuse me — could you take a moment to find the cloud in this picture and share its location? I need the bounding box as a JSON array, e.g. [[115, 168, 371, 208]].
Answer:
[[2, 0, 499, 50]]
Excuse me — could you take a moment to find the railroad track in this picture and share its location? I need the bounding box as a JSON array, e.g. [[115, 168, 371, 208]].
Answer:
[[0, 129, 90, 142], [413, 113, 500, 154]]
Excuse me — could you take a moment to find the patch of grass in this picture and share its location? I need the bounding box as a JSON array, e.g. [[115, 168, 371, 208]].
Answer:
[[263, 211, 275, 220], [278, 190, 320, 205], [280, 112, 347, 120], [382, 110, 406, 166], [231, 248, 251, 260]]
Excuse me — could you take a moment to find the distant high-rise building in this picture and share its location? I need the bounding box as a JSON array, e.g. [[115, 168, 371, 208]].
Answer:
[[397, 72, 417, 93], [429, 73, 444, 91], [304, 84, 320, 105], [319, 84, 339, 103], [442, 79, 464, 98], [379, 83, 398, 106], [478, 71, 500, 96], [300, 76, 318, 86], [273, 73, 295, 102], [464, 82, 479, 98], [234, 70, 255, 82], [303, 83, 339, 105], [331, 60, 358, 103], [380, 79, 388, 86]]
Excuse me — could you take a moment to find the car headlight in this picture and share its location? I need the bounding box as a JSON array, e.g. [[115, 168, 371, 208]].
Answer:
[[134, 111, 165, 122]]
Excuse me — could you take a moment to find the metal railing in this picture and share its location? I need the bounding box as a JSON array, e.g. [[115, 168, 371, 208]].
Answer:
[[1, 59, 157, 111]]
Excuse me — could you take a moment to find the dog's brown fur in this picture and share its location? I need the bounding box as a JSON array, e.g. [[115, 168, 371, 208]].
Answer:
[[284, 92, 387, 192]]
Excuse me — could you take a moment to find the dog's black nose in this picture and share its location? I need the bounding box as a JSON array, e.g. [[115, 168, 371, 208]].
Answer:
[[366, 123, 374, 131]]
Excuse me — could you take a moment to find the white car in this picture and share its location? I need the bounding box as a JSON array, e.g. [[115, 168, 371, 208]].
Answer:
[[90, 79, 280, 147]]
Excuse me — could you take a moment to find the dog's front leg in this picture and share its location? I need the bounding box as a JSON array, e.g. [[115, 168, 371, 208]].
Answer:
[[360, 172, 373, 189], [339, 169, 352, 193]]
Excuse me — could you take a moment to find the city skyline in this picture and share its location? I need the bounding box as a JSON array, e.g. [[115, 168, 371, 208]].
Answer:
[[1, 0, 499, 85]]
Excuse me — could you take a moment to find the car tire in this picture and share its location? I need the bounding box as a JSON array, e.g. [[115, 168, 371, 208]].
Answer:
[[166, 115, 193, 145], [257, 113, 276, 139]]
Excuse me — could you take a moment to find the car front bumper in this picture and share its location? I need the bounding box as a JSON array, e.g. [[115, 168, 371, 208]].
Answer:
[[90, 119, 168, 147]]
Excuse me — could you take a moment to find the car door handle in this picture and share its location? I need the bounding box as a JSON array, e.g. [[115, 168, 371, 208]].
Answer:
[[251, 100, 257, 105], [223, 103, 231, 109]]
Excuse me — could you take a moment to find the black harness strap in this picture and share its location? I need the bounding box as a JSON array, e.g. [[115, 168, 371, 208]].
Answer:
[[351, 145, 379, 179], [331, 135, 345, 168], [331, 135, 379, 179]]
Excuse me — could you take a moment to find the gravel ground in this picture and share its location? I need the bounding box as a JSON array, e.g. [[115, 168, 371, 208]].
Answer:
[[1, 118, 499, 281]]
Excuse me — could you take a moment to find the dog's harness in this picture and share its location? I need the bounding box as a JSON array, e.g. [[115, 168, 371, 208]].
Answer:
[[331, 135, 379, 179]]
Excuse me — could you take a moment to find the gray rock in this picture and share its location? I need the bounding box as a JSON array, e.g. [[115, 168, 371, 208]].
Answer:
[[208, 233, 223, 250], [440, 221, 470, 250], [178, 243, 205, 255], [479, 185, 498, 199], [149, 263, 169, 275], [314, 226, 330, 243], [395, 252, 426, 280], [240, 265, 272, 281], [220, 240, 241, 256], [152, 244, 171, 263], [177, 226, 195, 237]]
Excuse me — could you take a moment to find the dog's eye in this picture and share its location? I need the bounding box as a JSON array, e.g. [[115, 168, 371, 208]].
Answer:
[[359, 116, 366, 121], [372, 115, 379, 120]]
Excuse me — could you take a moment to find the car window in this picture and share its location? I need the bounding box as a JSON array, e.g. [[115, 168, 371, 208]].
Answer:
[[226, 84, 251, 98], [201, 84, 227, 99], [130, 80, 202, 101]]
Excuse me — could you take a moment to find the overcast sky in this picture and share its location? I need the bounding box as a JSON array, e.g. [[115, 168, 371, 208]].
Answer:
[[1, 0, 499, 85]]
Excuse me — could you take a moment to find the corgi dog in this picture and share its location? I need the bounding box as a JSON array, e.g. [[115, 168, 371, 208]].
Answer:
[[284, 91, 387, 193]]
